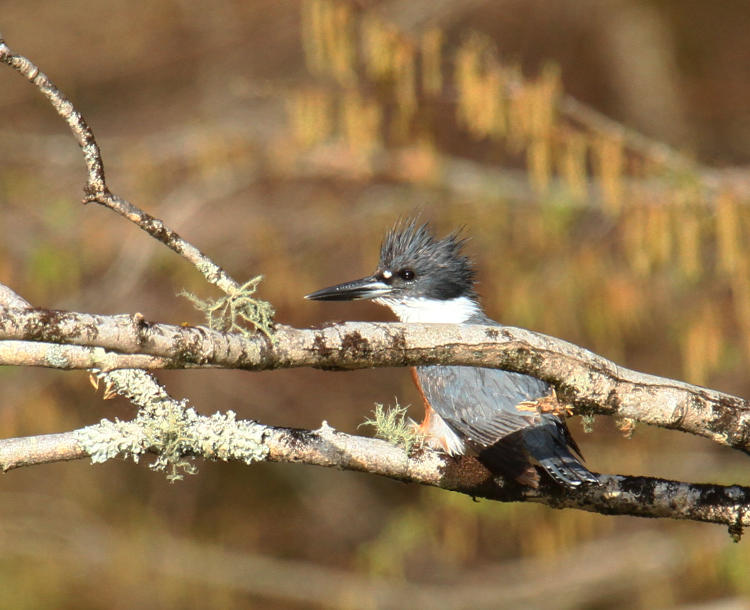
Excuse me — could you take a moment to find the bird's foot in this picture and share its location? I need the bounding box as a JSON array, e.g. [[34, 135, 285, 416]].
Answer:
[[517, 391, 574, 418], [408, 417, 448, 452]]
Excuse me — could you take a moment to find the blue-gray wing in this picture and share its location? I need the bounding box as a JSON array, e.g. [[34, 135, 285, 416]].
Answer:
[[417, 365, 549, 447], [416, 365, 598, 487]]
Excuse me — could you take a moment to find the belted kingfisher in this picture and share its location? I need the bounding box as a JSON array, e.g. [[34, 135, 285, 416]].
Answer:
[[306, 219, 598, 488]]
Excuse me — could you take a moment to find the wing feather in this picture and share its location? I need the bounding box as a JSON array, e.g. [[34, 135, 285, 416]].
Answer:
[[417, 365, 549, 448]]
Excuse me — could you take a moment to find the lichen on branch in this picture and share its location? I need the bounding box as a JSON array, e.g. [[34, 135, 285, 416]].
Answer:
[[180, 276, 275, 338], [76, 369, 269, 480]]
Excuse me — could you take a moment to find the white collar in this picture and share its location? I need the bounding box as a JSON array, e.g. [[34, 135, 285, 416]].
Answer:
[[374, 296, 480, 323]]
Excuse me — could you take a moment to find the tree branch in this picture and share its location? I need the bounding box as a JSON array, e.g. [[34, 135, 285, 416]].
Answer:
[[1, 303, 748, 453], [0, 339, 172, 370], [0, 432, 87, 470], [1, 419, 748, 532]]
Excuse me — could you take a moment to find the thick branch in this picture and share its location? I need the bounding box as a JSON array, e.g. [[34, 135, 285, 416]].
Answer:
[[0, 423, 748, 531], [1, 305, 748, 453]]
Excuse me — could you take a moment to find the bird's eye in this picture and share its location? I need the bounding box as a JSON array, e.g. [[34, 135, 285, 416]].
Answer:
[[399, 268, 415, 281]]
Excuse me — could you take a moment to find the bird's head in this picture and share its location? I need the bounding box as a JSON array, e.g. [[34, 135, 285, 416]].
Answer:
[[306, 219, 478, 322]]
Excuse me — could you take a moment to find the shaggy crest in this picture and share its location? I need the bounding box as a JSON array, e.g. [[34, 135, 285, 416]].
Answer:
[[378, 219, 475, 300]]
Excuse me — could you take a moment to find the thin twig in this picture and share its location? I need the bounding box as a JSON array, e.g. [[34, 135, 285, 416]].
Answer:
[[0, 36, 241, 296]]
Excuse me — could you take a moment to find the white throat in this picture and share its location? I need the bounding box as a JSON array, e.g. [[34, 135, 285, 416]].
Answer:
[[374, 296, 479, 323]]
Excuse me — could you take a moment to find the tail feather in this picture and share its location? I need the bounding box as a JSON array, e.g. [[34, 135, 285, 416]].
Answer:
[[537, 449, 599, 488], [471, 421, 598, 489], [523, 421, 599, 488]]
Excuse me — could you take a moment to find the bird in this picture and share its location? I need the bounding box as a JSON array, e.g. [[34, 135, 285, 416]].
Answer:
[[305, 219, 598, 489]]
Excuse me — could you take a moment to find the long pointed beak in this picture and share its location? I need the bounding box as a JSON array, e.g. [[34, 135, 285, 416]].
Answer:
[[305, 275, 392, 301]]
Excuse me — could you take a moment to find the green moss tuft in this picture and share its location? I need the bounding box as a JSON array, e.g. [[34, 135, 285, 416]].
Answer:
[[360, 401, 422, 453]]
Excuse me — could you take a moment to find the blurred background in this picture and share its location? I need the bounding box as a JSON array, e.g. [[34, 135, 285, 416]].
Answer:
[[2, 1, 750, 608]]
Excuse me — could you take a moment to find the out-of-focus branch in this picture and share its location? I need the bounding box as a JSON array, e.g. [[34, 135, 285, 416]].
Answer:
[[1, 419, 749, 531], [558, 95, 750, 196], [0, 36, 241, 296], [0, 506, 699, 610], [1, 302, 749, 455]]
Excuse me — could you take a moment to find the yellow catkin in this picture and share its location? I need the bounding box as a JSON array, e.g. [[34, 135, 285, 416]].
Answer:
[[682, 305, 723, 386], [454, 35, 507, 140], [394, 39, 417, 125], [730, 255, 750, 360], [287, 88, 332, 148], [594, 136, 624, 214], [715, 191, 740, 275], [340, 89, 382, 155], [660, 204, 674, 266], [507, 74, 531, 151], [485, 67, 504, 139], [491, 66, 508, 138], [473, 67, 502, 139], [676, 208, 702, 280], [301, 0, 356, 84], [527, 138, 551, 193], [622, 206, 651, 275], [300, 0, 326, 75], [644, 204, 672, 267], [329, 2, 356, 84], [528, 65, 560, 141], [454, 37, 481, 131], [558, 129, 588, 201], [361, 14, 395, 81], [421, 28, 443, 96], [317, 0, 337, 75]]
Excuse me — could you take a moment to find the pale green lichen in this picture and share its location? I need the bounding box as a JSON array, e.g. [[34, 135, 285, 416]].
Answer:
[[95, 368, 172, 409], [582, 414, 595, 433], [81, 369, 269, 481], [45, 344, 70, 368], [76, 418, 149, 464], [189, 409, 269, 464], [360, 401, 421, 453], [180, 276, 275, 339], [196, 260, 218, 282]]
